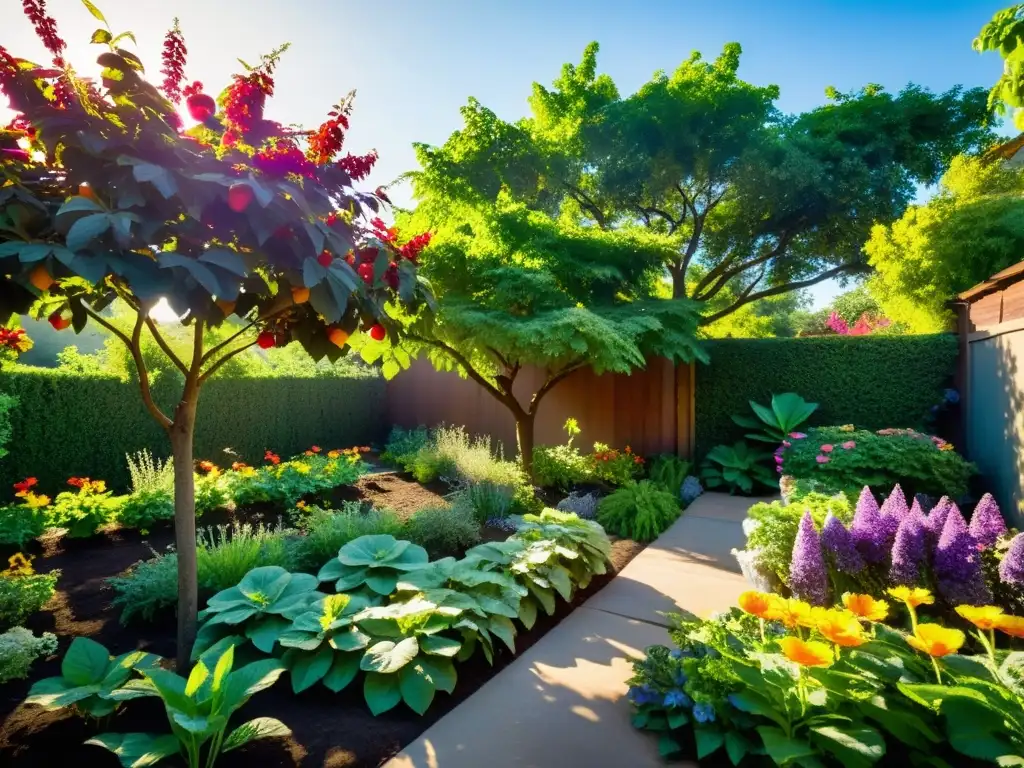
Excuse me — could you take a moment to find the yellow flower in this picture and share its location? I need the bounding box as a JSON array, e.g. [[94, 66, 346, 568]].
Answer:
[[25, 493, 50, 509], [295, 500, 307, 510], [773, 598, 814, 629], [956, 605, 1005, 631], [996, 615, 1024, 639], [779, 636, 834, 667], [905, 624, 965, 657], [738, 591, 779, 619], [89, 479, 107, 493], [816, 610, 868, 647], [887, 586, 934, 608], [842, 593, 889, 622], [327, 450, 342, 459], [4, 552, 35, 576]]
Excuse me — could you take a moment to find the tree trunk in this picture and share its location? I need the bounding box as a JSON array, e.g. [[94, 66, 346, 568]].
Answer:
[[516, 411, 537, 484], [169, 391, 199, 671]]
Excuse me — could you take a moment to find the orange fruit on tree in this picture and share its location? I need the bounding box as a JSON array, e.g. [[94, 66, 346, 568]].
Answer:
[[28, 264, 54, 291], [327, 327, 349, 348], [291, 286, 310, 304]]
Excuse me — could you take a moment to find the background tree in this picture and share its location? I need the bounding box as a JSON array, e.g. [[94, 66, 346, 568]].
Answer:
[[0, 2, 427, 665], [413, 43, 993, 324], [365, 190, 706, 480], [866, 155, 1024, 332]]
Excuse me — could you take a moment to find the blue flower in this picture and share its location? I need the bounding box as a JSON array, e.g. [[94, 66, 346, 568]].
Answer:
[[944, 388, 961, 404], [663, 689, 692, 709], [672, 669, 688, 686], [693, 702, 716, 723], [628, 685, 657, 706], [669, 649, 683, 660]]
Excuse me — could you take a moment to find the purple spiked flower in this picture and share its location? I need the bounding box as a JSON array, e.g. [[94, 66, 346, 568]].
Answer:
[[969, 493, 1007, 549], [851, 487, 890, 565], [934, 506, 992, 606], [1000, 533, 1024, 587], [880, 484, 910, 520], [908, 498, 926, 523], [790, 511, 829, 605], [890, 514, 926, 586], [821, 513, 864, 574], [924, 497, 954, 547]]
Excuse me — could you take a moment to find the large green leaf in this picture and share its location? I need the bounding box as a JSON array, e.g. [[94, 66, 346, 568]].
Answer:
[[365, 570, 400, 595], [222, 717, 291, 752], [66, 213, 111, 252], [143, 669, 193, 715], [363, 672, 402, 715], [223, 659, 286, 705], [756, 726, 816, 764], [85, 733, 180, 768], [808, 724, 885, 768], [238, 566, 292, 603], [290, 646, 334, 693], [695, 727, 725, 759], [419, 635, 462, 657], [330, 628, 372, 652], [322, 653, 360, 693], [247, 616, 291, 653], [61, 637, 112, 686], [26, 677, 101, 709], [360, 638, 420, 674], [398, 662, 437, 715], [417, 656, 457, 694], [771, 392, 818, 431]]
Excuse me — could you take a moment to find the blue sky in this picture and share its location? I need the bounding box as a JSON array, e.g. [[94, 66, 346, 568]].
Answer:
[[5, 0, 1012, 307]]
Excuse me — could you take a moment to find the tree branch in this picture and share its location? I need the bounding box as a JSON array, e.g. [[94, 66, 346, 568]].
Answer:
[[695, 232, 794, 302], [530, 361, 585, 412], [199, 339, 257, 385], [636, 204, 680, 234], [699, 263, 856, 326], [144, 315, 188, 376], [564, 184, 607, 229], [201, 320, 257, 365], [409, 333, 524, 415], [81, 304, 132, 348]]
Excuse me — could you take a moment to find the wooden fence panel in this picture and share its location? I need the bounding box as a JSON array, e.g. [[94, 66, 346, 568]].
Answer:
[[385, 358, 692, 458]]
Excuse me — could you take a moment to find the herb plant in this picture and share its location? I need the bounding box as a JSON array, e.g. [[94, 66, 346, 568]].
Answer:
[[597, 481, 681, 542]]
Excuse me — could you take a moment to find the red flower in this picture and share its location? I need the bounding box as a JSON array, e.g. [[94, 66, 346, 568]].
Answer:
[[223, 68, 275, 135], [310, 445, 321, 454], [13, 477, 37, 493], [264, 450, 281, 465], [307, 98, 352, 165], [399, 232, 432, 263], [256, 331, 276, 349], [66, 477, 85, 488], [371, 218, 398, 243], [384, 263, 399, 291], [186, 92, 216, 122], [369, 323, 387, 341], [22, 0, 65, 57], [337, 150, 378, 181], [159, 19, 187, 104], [317, 250, 333, 267], [197, 460, 217, 473]]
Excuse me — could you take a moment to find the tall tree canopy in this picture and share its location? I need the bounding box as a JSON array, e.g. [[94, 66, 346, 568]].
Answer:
[[866, 155, 1024, 333], [413, 43, 993, 324]]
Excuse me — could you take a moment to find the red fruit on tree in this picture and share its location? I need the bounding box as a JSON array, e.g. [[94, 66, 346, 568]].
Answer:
[[186, 93, 217, 121], [227, 183, 254, 213], [357, 263, 374, 285], [256, 331, 275, 349], [369, 323, 386, 341], [317, 250, 333, 267], [48, 311, 71, 331]]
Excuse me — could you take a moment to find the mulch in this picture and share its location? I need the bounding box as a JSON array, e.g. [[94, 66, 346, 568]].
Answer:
[[0, 471, 643, 767]]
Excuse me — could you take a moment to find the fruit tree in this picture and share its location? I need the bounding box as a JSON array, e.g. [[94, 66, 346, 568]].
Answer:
[[0, 1, 429, 666]]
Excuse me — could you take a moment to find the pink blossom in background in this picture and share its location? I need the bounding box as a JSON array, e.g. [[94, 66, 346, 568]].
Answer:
[[820, 444, 834, 453], [816, 455, 830, 464], [842, 441, 856, 450], [789, 432, 807, 439]]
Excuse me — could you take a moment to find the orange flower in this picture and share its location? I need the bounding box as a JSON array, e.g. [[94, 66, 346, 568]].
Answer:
[[13, 477, 37, 494], [327, 450, 342, 459], [304, 450, 314, 457], [816, 610, 868, 647], [310, 445, 321, 453], [779, 636, 834, 667], [772, 598, 813, 630], [231, 461, 249, 471], [67, 477, 86, 489], [956, 605, 1005, 631], [887, 586, 934, 608], [738, 591, 780, 619], [905, 624, 965, 657], [842, 593, 889, 622], [264, 450, 281, 465], [995, 615, 1024, 639]]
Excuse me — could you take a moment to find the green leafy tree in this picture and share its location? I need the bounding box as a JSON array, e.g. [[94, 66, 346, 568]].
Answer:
[[407, 42, 992, 325], [366, 190, 705, 480], [866, 154, 1024, 332], [0, 3, 428, 665]]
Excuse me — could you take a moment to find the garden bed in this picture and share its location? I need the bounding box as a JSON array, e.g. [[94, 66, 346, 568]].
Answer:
[[0, 471, 645, 767]]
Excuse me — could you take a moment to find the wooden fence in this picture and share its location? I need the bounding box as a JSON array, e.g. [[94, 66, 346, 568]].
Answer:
[[386, 358, 695, 459]]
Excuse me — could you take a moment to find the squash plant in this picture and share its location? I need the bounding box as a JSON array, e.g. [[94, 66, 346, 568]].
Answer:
[[317, 534, 429, 595]]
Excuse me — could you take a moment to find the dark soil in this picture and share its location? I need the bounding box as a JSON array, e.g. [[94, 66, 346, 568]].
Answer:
[[0, 472, 644, 767]]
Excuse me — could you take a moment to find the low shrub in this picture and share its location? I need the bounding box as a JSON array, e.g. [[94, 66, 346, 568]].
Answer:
[[0, 626, 57, 684], [597, 481, 681, 542], [779, 426, 974, 501], [47, 477, 122, 537], [628, 591, 1024, 766], [532, 444, 591, 489], [589, 442, 644, 486], [289, 503, 404, 571], [0, 499, 47, 547], [555, 491, 599, 520], [700, 441, 776, 495], [452, 481, 514, 524], [116, 486, 174, 530], [226, 450, 367, 507], [0, 554, 58, 630], [404, 504, 481, 558], [405, 426, 527, 489], [381, 426, 430, 471], [646, 455, 692, 496], [108, 549, 178, 625]]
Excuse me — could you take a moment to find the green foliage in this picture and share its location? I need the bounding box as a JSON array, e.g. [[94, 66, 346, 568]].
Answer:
[[406, 426, 526, 488], [88, 642, 289, 768], [732, 393, 818, 444], [47, 482, 122, 538], [289, 504, 404, 573], [453, 481, 516, 523], [694, 336, 958, 457], [225, 453, 367, 508], [589, 442, 644, 486], [744, 493, 853, 583], [26, 637, 160, 719], [976, 4, 1024, 128], [532, 444, 592, 490], [404, 504, 481, 558], [0, 392, 17, 463], [108, 551, 179, 625], [0, 501, 47, 546], [596, 481, 681, 542], [381, 426, 430, 470], [781, 427, 975, 501], [0, 568, 58, 630], [700, 442, 776, 495], [866, 155, 1024, 332], [0, 365, 387, 491], [0, 626, 57, 684], [117, 449, 175, 529], [647, 455, 692, 496], [317, 534, 430, 597]]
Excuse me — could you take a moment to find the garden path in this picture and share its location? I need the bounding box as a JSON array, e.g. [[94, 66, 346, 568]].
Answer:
[[383, 492, 756, 768]]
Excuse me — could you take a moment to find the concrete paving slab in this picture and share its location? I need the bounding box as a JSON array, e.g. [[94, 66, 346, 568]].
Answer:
[[384, 607, 691, 768], [652, 514, 746, 574], [684, 492, 770, 523]]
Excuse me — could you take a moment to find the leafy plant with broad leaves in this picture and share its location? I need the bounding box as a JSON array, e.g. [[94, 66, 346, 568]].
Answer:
[[647, 455, 693, 496], [596, 480, 681, 542], [700, 442, 776, 495], [192, 566, 320, 659], [276, 592, 371, 694], [88, 642, 289, 768], [731, 393, 818, 444], [26, 636, 160, 718], [317, 534, 429, 596]]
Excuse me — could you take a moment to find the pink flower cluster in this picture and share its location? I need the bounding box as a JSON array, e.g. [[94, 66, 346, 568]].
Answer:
[[815, 440, 855, 464]]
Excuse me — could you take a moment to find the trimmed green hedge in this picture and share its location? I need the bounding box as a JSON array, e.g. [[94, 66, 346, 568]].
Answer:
[[694, 335, 958, 457], [0, 367, 386, 492]]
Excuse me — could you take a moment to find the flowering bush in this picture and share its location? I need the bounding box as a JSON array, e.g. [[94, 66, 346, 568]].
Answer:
[[47, 477, 121, 538], [0, 553, 58, 630], [779, 426, 975, 502], [225, 448, 368, 507], [628, 588, 1024, 765], [532, 417, 593, 490], [0, 477, 50, 546], [0, 625, 56, 684], [589, 442, 644, 486]]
